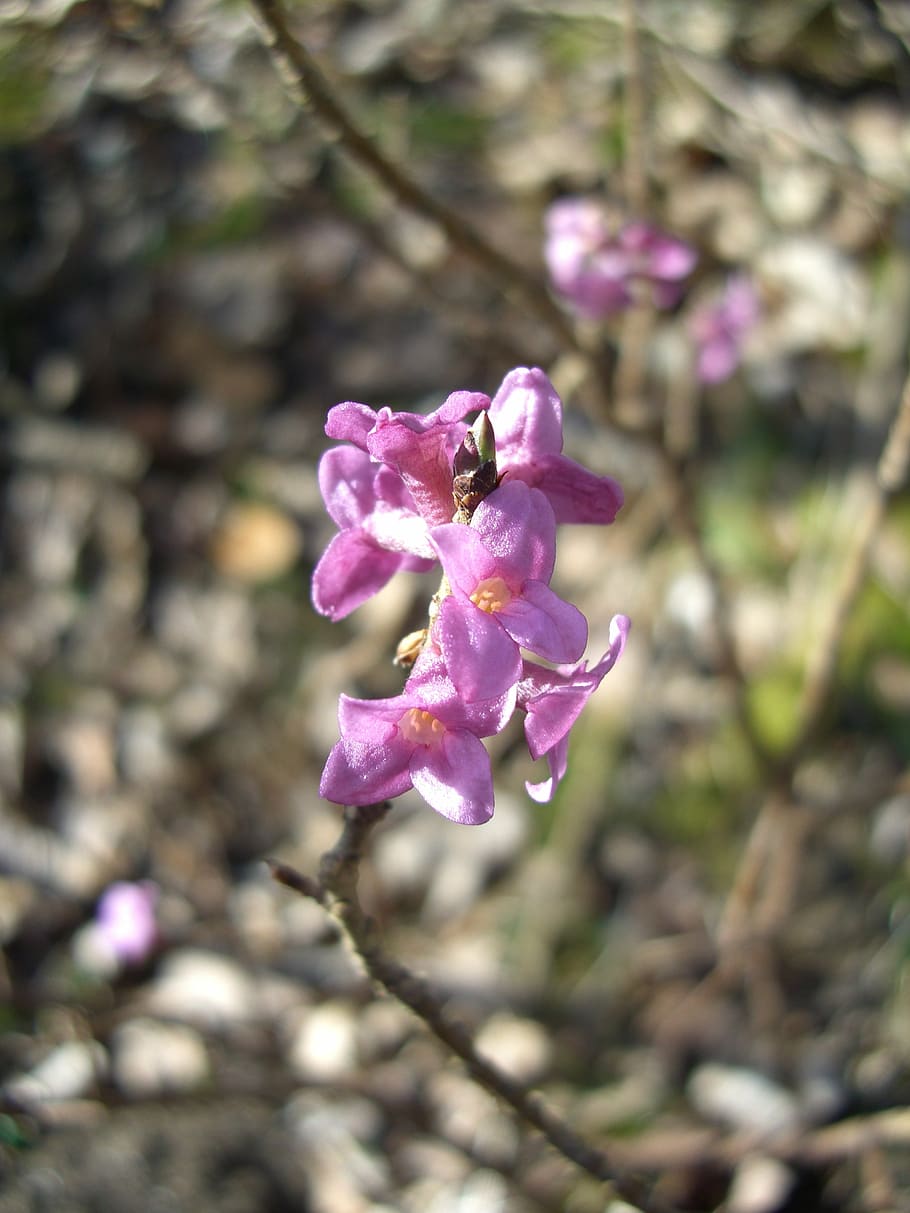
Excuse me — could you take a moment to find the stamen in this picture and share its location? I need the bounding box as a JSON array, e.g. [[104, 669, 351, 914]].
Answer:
[[398, 708, 445, 745], [469, 575, 512, 614]]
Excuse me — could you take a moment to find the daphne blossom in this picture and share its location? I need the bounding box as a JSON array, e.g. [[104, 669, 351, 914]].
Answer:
[[315, 367, 628, 822], [690, 274, 759, 384], [95, 880, 158, 966], [544, 197, 696, 319], [431, 481, 587, 702], [518, 614, 630, 803], [320, 650, 516, 824]]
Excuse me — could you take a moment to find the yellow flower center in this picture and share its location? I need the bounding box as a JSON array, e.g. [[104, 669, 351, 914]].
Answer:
[[469, 576, 512, 614], [398, 708, 445, 746]]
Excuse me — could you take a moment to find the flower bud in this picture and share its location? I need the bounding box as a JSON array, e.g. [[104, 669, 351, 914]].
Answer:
[[452, 413, 499, 523]]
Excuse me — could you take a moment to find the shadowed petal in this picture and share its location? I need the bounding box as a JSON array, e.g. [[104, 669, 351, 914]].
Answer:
[[512, 452, 624, 525], [312, 530, 411, 620], [410, 730, 494, 824], [500, 580, 587, 663], [429, 523, 495, 594], [436, 596, 522, 702], [471, 482, 556, 583], [526, 736, 569, 804], [319, 736, 413, 805], [318, 447, 380, 529]]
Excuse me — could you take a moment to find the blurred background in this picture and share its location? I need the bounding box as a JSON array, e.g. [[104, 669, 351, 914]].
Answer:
[[1, 1, 910, 1210]]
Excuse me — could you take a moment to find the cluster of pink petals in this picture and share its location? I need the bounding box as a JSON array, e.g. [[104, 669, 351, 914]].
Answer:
[[689, 274, 760, 384], [544, 197, 697, 319], [314, 366, 629, 824]]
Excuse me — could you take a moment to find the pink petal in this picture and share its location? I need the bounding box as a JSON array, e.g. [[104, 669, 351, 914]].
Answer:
[[435, 595, 522, 702], [325, 401, 379, 448], [319, 736, 413, 805], [487, 367, 564, 458], [526, 736, 569, 804], [507, 452, 624, 525], [367, 417, 458, 527], [471, 482, 557, 584], [499, 580, 587, 663], [405, 647, 519, 734], [311, 530, 408, 620], [523, 614, 629, 758], [429, 524, 496, 596], [337, 693, 410, 741], [697, 336, 740, 384], [318, 447, 380, 529], [410, 730, 494, 824]]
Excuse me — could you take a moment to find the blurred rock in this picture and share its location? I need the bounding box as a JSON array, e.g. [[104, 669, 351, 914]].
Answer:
[[154, 584, 257, 683], [33, 351, 82, 411], [4, 1041, 108, 1107], [0, 705, 25, 796], [687, 1064, 800, 1135], [9, 420, 148, 481], [757, 237, 869, 351], [118, 706, 177, 786], [870, 795, 910, 864], [727, 1155, 796, 1213], [112, 1019, 209, 1098], [149, 949, 259, 1028], [51, 712, 117, 796], [474, 1013, 551, 1085], [760, 161, 831, 228], [847, 100, 910, 189], [210, 501, 301, 583], [287, 1092, 389, 1202], [357, 1000, 414, 1064], [0, 876, 36, 945], [287, 1000, 360, 1081]]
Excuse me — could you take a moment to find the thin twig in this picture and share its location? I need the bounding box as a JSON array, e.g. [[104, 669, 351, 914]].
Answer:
[[622, 0, 648, 219], [247, 0, 584, 358], [270, 807, 678, 1213], [603, 1105, 910, 1172], [717, 365, 910, 959], [659, 448, 775, 773], [794, 368, 910, 753]]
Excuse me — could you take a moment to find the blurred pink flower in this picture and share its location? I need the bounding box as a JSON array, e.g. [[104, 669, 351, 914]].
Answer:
[[95, 880, 158, 965], [690, 274, 760, 384], [544, 197, 696, 319]]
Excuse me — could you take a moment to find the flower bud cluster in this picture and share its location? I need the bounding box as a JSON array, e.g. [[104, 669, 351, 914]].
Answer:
[[313, 367, 629, 825]]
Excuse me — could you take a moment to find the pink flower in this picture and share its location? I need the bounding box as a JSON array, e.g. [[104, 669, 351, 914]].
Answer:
[[312, 370, 624, 622], [544, 197, 696, 319], [312, 445, 434, 620], [690, 274, 759, 384], [313, 368, 629, 823], [430, 480, 587, 702], [489, 367, 623, 525], [518, 614, 630, 802], [320, 650, 516, 824], [95, 880, 158, 965], [326, 391, 488, 528]]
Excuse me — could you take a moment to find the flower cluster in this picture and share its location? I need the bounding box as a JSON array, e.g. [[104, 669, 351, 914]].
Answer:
[[314, 367, 629, 825], [544, 197, 696, 319]]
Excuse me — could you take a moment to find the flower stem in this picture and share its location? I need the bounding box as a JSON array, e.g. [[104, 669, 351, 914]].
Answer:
[[270, 805, 679, 1213]]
